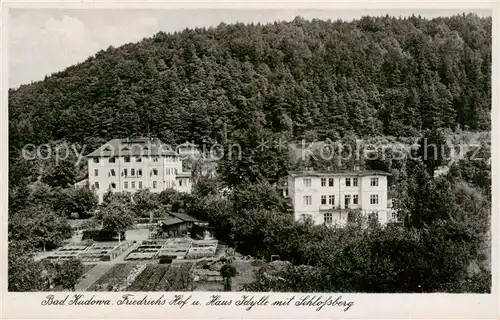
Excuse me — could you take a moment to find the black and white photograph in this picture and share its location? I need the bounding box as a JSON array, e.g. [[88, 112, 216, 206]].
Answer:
[[3, 3, 497, 317]]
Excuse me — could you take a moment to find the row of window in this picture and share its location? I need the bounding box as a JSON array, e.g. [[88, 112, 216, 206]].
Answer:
[[94, 168, 179, 177], [302, 211, 397, 225], [93, 178, 190, 190], [93, 180, 159, 190], [303, 194, 379, 206], [303, 177, 379, 188], [93, 156, 178, 164]]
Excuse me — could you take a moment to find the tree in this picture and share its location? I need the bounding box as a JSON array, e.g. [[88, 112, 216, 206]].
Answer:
[[158, 188, 181, 206], [52, 257, 84, 291], [53, 187, 98, 219], [9, 205, 72, 251], [8, 241, 47, 292], [220, 263, 237, 291], [96, 197, 135, 242], [132, 189, 160, 217], [41, 159, 78, 189], [417, 128, 452, 176]]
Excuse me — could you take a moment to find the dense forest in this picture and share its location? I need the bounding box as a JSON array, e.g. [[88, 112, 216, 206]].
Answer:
[[9, 14, 491, 153]]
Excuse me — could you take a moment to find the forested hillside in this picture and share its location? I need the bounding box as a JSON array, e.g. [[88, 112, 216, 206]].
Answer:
[[9, 14, 491, 155], [8, 13, 492, 293]]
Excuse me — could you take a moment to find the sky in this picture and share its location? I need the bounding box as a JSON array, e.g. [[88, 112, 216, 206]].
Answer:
[[8, 8, 492, 88]]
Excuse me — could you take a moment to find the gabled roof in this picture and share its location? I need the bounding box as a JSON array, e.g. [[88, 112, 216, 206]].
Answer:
[[161, 217, 184, 226], [289, 170, 391, 178], [86, 138, 178, 157], [170, 212, 202, 223]]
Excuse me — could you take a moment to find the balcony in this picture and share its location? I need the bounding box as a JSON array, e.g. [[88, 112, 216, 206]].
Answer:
[[319, 204, 333, 211], [319, 204, 354, 212]]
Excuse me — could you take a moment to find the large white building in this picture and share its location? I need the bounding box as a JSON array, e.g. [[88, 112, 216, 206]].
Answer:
[[87, 138, 194, 202], [287, 170, 394, 226]]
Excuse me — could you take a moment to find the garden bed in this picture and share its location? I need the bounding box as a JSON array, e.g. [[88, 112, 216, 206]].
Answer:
[[80, 241, 132, 262], [87, 263, 138, 291], [158, 263, 194, 291], [126, 264, 170, 290], [126, 263, 194, 291], [185, 240, 218, 259]]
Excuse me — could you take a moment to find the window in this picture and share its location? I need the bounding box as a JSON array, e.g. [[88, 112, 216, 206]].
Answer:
[[321, 178, 326, 187], [110, 169, 116, 177], [392, 211, 398, 221], [303, 195, 312, 206], [109, 157, 116, 163], [94, 169, 98, 177], [131, 182, 136, 189], [153, 157, 159, 162], [136, 157, 142, 162], [321, 195, 327, 205], [138, 169, 142, 176], [328, 195, 335, 205], [124, 169, 128, 176], [353, 178, 359, 187], [167, 168, 170, 175], [153, 169, 158, 176], [131, 169, 135, 176], [138, 181, 143, 189], [324, 212, 333, 225], [153, 181, 157, 189], [111, 183, 116, 189], [370, 194, 379, 205], [329, 178, 334, 187], [179, 179, 183, 187], [345, 178, 351, 187], [303, 178, 311, 188], [93, 158, 99, 163], [175, 168, 178, 174], [124, 182, 128, 189], [353, 194, 359, 205], [94, 182, 99, 189], [370, 177, 379, 187], [124, 156, 130, 163], [344, 195, 351, 209]]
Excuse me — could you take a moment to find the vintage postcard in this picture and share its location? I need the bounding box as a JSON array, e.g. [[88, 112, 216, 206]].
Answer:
[[1, 0, 498, 319]]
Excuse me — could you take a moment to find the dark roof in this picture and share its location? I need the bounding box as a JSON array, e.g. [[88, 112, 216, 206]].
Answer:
[[86, 138, 178, 158], [170, 212, 202, 223], [161, 217, 184, 226], [289, 170, 391, 178]]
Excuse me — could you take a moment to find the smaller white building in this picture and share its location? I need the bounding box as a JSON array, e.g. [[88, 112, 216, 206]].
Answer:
[[177, 141, 201, 159], [288, 170, 395, 226]]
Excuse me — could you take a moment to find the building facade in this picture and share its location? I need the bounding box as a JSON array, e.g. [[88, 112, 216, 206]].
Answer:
[[87, 138, 193, 202], [287, 170, 394, 226]]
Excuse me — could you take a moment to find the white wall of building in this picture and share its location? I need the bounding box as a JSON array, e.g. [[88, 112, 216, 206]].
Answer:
[[88, 154, 185, 202], [288, 173, 392, 226]]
